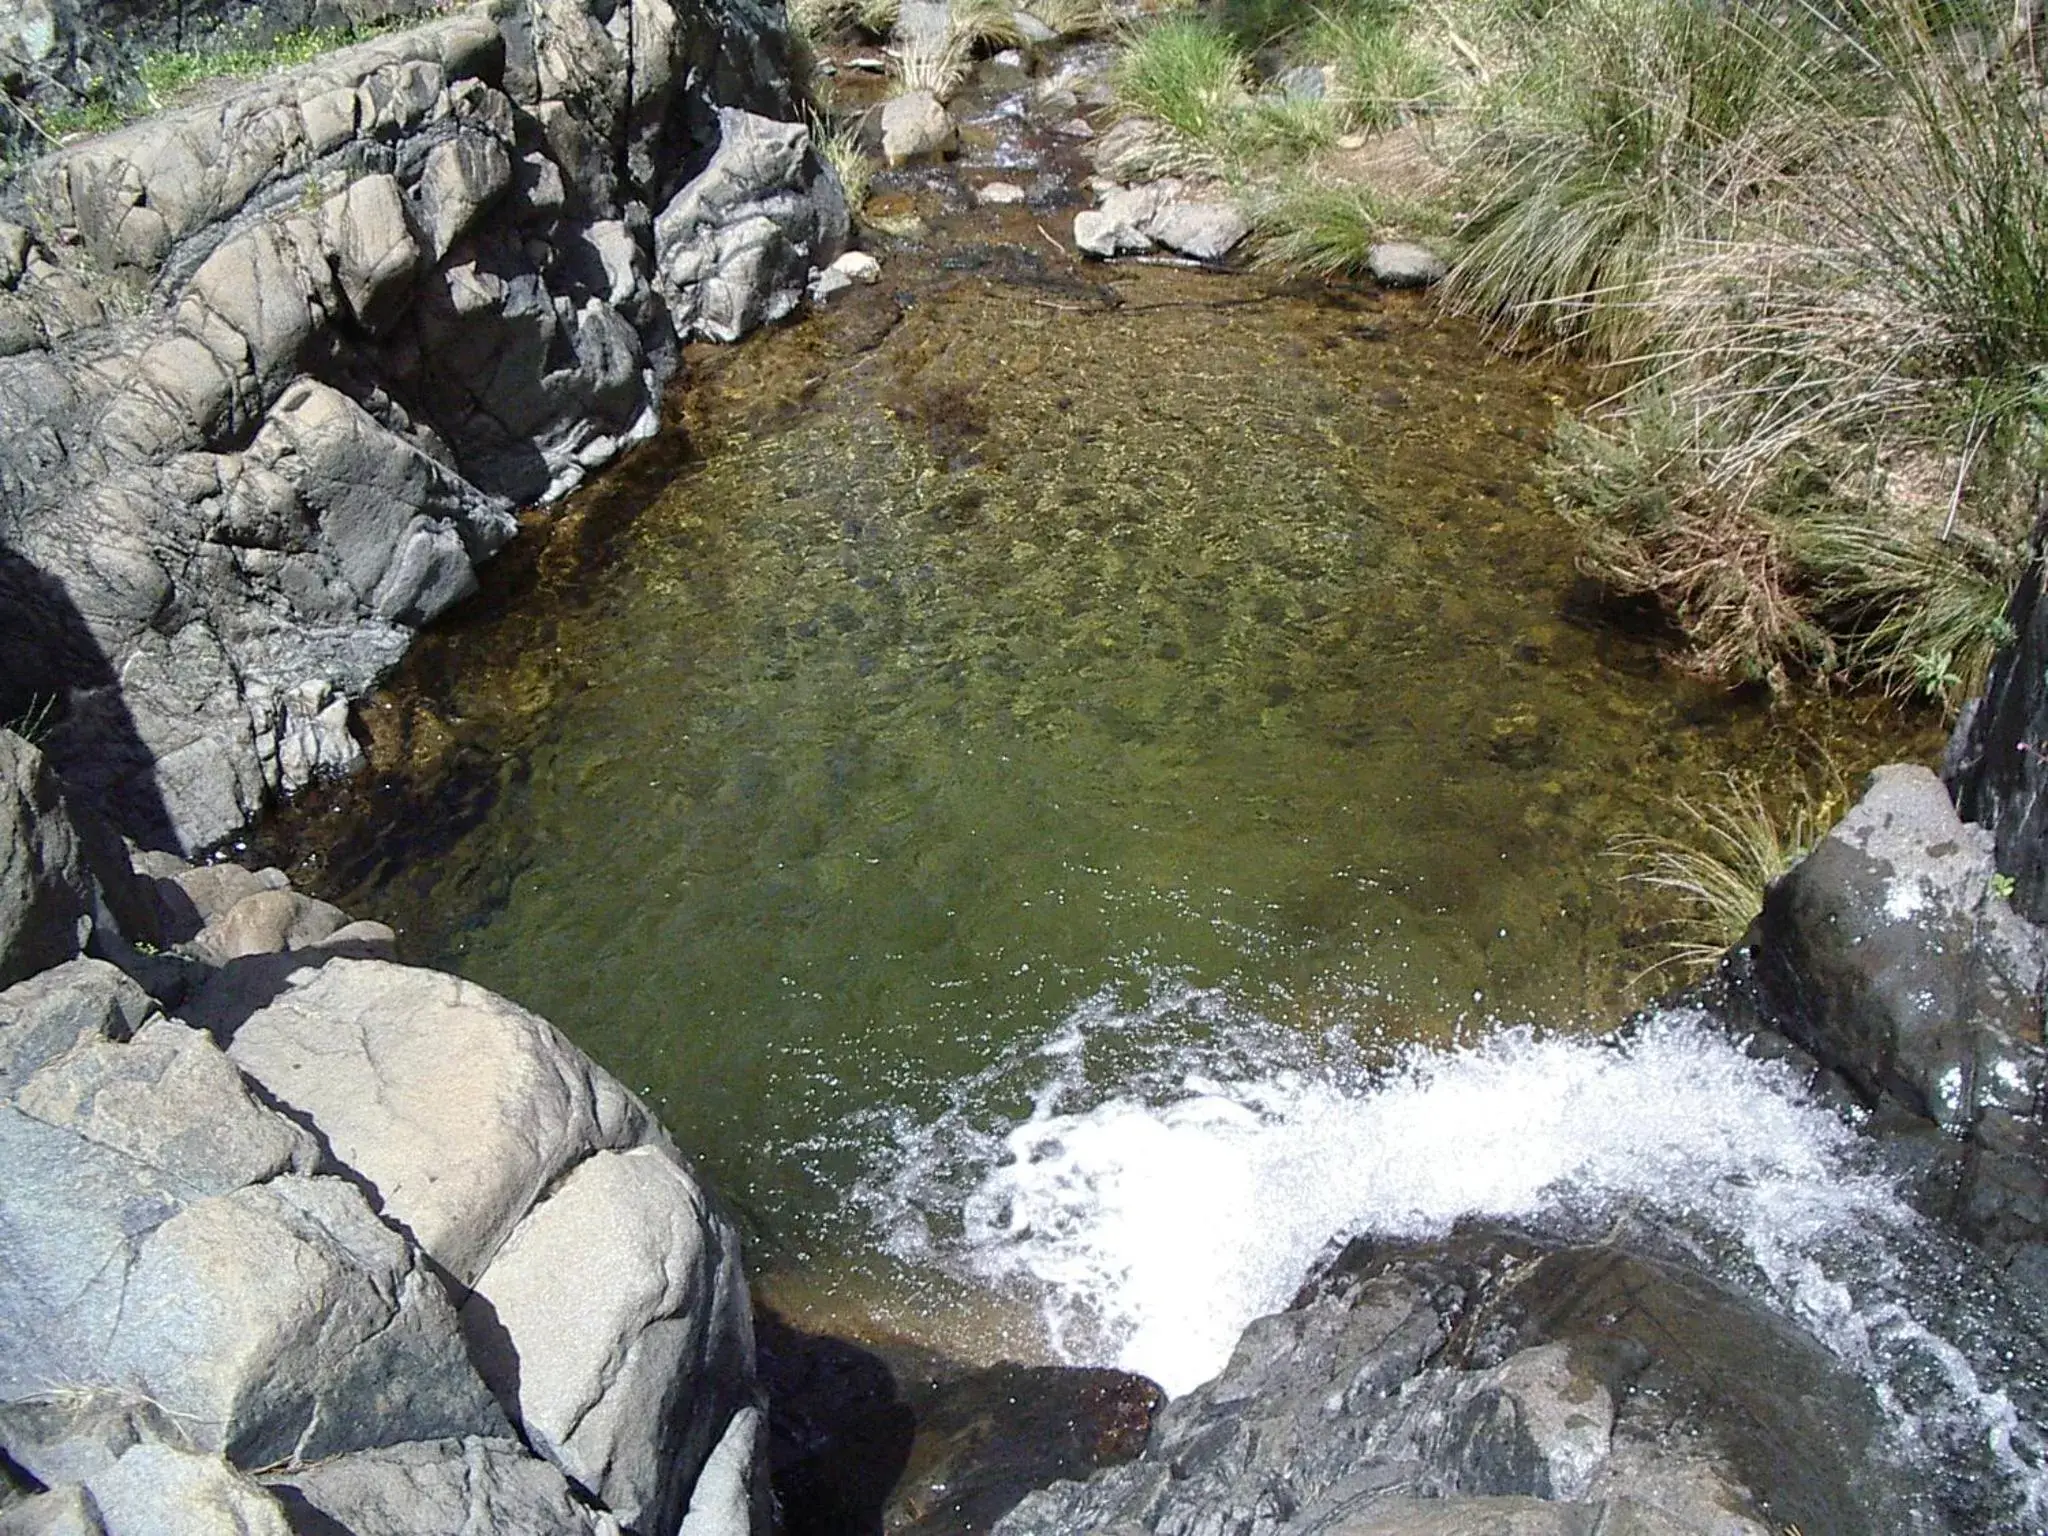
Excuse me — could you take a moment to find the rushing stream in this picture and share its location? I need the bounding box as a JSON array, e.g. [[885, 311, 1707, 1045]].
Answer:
[[244, 182, 2048, 1525]]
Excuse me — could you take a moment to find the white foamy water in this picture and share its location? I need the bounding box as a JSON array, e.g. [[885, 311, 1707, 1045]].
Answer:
[[859, 980, 2048, 1526]]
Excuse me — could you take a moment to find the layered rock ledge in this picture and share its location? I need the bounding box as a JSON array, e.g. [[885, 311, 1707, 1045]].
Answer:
[[0, 0, 846, 854], [0, 724, 766, 1533]]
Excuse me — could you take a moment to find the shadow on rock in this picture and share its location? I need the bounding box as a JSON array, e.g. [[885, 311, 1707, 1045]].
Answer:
[[0, 547, 179, 851], [756, 1305, 1163, 1536]]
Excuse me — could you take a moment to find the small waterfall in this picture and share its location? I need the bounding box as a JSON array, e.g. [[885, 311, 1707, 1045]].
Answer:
[[858, 979, 2048, 1530]]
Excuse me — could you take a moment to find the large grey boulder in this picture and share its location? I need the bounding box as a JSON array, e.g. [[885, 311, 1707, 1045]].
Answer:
[[265, 1435, 616, 1535], [1368, 241, 1448, 288], [1751, 764, 2048, 1130], [879, 90, 958, 165], [219, 956, 656, 1285], [0, 732, 90, 989], [0, 1160, 505, 1483], [3, 0, 832, 855], [84, 1443, 291, 1536], [0, 958, 153, 1093], [995, 1228, 1918, 1536], [653, 107, 851, 343], [13, 1016, 320, 1193], [463, 1145, 758, 1535]]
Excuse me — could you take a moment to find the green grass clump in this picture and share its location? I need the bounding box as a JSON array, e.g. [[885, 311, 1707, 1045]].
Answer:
[[1447, 0, 1869, 354], [1113, 17, 1250, 144], [812, 115, 876, 212], [1305, 4, 1442, 130], [1249, 180, 1389, 273]]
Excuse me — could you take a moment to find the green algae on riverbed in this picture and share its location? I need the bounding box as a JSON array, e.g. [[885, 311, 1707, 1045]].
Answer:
[[256, 253, 1942, 1312]]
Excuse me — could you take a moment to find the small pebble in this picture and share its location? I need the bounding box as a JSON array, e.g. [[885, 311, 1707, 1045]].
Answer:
[[977, 181, 1028, 205]]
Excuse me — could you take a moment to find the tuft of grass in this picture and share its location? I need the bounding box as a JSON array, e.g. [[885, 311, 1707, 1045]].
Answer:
[[812, 115, 876, 212], [950, 0, 1031, 48], [1026, 0, 1111, 38], [789, 0, 854, 47], [1305, 4, 1443, 131], [887, 30, 975, 97], [1612, 769, 1842, 982], [2, 694, 63, 746], [1249, 179, 1388, 273], [1113, 17, 1250, 143], [1240, 92, 1344, 155], [1795, 513, 2020, 711], [1545, 403, 1837, 689], [1444, 0, 1869, 355], [855, 0, 902, 35]]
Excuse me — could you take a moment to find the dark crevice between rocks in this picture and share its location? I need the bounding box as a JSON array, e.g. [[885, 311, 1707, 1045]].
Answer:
[[756, 1305, 1162, 1536]]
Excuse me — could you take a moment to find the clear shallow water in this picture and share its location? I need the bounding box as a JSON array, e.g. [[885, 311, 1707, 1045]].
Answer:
[[267, 252, 1940, 1344]]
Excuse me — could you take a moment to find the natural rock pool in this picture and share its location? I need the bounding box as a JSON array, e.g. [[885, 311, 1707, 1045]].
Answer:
[[255, 234, 1943, 1373]]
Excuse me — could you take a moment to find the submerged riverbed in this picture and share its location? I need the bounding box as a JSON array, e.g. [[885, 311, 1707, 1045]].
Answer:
[[255, 230, 1942, 1364]]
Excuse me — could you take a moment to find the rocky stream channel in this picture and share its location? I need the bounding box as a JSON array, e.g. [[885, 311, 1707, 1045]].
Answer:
[[4, 1, 2048, 1533]]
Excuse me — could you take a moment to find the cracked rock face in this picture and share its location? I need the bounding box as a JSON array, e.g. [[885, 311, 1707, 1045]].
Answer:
[[1, 0, 837, 855]]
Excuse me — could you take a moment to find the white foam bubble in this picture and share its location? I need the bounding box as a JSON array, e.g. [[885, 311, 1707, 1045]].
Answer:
[[940, 1007, 1894, 1394]]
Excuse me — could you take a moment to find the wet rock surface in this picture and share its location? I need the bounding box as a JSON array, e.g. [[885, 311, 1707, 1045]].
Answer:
[[1727, 763, 2048, 1285], [995, 1226, 1924, 1536]]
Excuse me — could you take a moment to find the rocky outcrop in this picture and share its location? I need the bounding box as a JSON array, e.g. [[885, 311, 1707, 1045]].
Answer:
[[0, 729, 767, 1534], [1072, 178, 1247, 262], [0, 0, 845, 855], [1716, 763, 2048, 1297], [995, 1227, 1925, 1536]]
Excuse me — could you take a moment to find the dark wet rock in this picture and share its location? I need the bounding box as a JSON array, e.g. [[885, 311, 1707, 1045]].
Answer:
[[1949, 512, 2048, 924], [995, 1226, 1921, 1536], [888, 1364, 1162, 1535], [758, 1309, 1161, 1536], [1367, 242, 1449, 289], [1747, 764, 2046, 1132]]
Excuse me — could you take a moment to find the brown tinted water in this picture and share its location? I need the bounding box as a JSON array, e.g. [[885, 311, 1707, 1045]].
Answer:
[[253, 220, 1942, 1356]]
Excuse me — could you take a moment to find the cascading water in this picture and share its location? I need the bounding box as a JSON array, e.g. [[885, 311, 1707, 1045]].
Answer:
[[859, 979, 2048, 1531]]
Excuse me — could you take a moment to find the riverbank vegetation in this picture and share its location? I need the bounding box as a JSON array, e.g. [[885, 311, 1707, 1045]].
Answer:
[[1106, 0, 2048, 711], [9, 16, 425, 149]]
